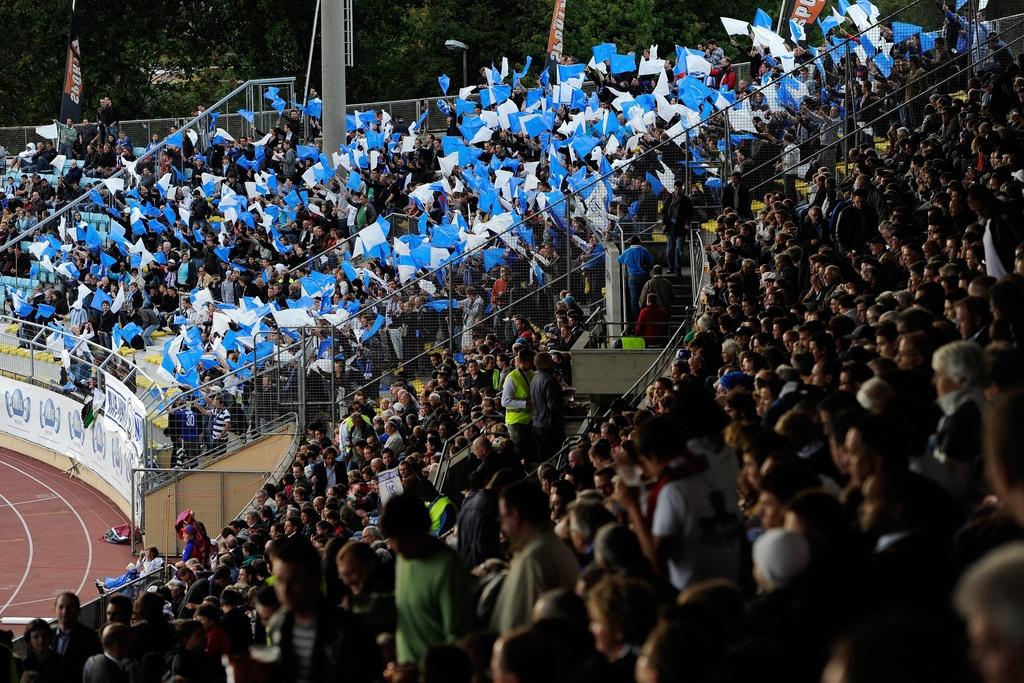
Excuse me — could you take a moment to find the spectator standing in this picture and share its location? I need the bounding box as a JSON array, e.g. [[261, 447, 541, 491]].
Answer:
[[661, 182, 693, 275], [381, 492, 473, 665], [96, 96, 120, 142], [56, 118, 78, 159], [50, 591, 100, 683], [721, 171, 752, 218], [639, 265, 674, 310], [530, 352, 565, 463], [617, 236, 655, 323], [490, 480, 579, 633], [501, 348, 536, 458], [634, 294, 671, 347]]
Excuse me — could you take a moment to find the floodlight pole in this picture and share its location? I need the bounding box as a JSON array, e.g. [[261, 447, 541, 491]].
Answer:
[[322, 0, 349, 154], [302, 0, 322, 107]]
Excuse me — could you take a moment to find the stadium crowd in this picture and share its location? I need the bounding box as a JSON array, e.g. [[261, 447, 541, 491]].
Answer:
[[0, 0, 1013, 452], [1, 1, 1024, 682]]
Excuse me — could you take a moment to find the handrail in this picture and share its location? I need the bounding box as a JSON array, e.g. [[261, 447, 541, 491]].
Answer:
[[0, 77, 296, 252], [325, 1, 932, 360], [143, 411, 300, 489], [689, 227, 709, 310], [529, 229, 706, 474], [751, 24, 1024, 193], [0, 313, 165, 405]]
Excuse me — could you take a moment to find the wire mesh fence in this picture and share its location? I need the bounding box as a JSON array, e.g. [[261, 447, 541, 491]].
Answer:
[[0, 77, 297, 252], [135, 468, 275, 555]]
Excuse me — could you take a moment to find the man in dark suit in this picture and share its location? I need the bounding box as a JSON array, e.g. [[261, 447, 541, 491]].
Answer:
[[310, 447, 342, 499], [835, 189, 880, 255], [82, 623, 133, 683], [178, 565, 231, 618], [721, 171, 753, 218], [859, 470, 956, 611], [662, 181, 694, 275], [51, 591, 101, 683]]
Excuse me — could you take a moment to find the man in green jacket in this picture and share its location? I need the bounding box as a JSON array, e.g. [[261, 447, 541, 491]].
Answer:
[[381, 492, 473, 664]]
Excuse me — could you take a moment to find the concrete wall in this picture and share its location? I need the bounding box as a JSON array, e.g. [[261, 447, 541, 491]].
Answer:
[[570, 349, 666, 397], [142, 430, 294, 553]]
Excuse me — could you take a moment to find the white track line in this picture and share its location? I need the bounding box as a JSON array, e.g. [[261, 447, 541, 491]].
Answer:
[[0, 492, 34, 615], [11, 455, 126, 526], [0, 459, 93, 598], [0, 495, 59, 508]]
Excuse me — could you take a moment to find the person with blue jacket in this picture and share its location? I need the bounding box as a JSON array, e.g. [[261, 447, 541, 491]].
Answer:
[[617, 236, 654, 323]]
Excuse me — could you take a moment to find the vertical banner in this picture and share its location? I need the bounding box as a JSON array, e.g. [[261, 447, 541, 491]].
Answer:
[[788, 0, 828, 27], [546, 0, 567, 60], [59, 4, 84, 123]]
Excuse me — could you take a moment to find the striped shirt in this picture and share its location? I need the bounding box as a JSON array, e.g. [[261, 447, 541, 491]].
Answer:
[[210, 407, 230, 441], [290, 621, 317, 683]]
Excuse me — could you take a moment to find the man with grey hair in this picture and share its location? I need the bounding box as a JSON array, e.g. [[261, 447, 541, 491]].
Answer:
[[932, 340, 989, 502], [383, 417, 405, 456], [857, 377, 893, 413], [566, 500, 615, 561], [954, 542, 1024, 683]]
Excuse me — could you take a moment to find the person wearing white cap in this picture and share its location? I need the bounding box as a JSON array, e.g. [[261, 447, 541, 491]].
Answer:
[[752, 528, 811, 592]]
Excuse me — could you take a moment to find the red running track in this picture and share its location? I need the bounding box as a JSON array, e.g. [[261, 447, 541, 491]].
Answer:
[[0, 447, 132, 632]]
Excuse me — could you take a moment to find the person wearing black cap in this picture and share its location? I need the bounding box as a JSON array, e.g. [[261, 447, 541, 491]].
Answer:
[[721, 171, 752, 218]]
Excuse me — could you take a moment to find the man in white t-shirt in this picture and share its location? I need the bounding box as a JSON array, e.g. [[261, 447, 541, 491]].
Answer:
[[613, 414, 741, 590]]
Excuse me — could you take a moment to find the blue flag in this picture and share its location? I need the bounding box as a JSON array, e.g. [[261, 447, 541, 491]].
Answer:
[[645, 172, 665, 197], [610, 53, 636, 75], [361, 314, 386, 343], [438, 74, 450, 95], [483, 248, 506, 272]]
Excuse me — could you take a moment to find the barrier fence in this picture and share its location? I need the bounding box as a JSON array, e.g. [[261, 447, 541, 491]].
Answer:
[[0, 77, 297, 252], [134, 468, 280, 556]]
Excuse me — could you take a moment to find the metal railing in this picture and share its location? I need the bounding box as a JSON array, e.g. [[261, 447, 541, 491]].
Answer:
[[0, 314, 166, 410], [0, 77, 296, 252], [751, 19, 1024, 196], [133, 412, 301, 554], [530, 229, 701, 475], [688, 228, 711, 310], [330, 232, 616, 404], [144, 411, 300, 487], [7, 562, 172, 656]]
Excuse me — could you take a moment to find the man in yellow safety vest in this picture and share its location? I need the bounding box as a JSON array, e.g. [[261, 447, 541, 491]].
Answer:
[[501, 348, 536, 461]]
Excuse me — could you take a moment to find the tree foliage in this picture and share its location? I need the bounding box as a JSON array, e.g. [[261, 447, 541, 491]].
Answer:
[[2, 0, 1020, 127]]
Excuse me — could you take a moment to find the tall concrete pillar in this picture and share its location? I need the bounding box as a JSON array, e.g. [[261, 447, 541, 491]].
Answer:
[[321, 0, 347, 154]]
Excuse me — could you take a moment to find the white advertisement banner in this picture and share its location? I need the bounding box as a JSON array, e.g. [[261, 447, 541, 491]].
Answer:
[[0, 375, 140, 506], [102, 371, 147, 457]]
